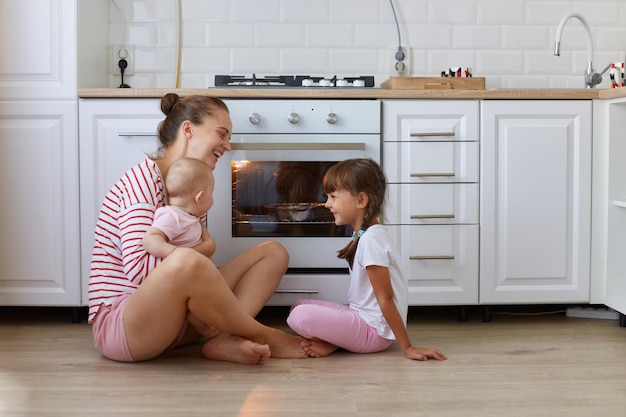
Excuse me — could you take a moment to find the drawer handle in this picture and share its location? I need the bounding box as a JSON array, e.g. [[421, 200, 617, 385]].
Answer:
[[410, 172, 455, 177], [411, 214, 455, 219], [614, 200, 626, 208], [118, 132, 156, 137], [410, 132, 455, 137], [410, 255, 455, 260], [274, 289, 319, 294]]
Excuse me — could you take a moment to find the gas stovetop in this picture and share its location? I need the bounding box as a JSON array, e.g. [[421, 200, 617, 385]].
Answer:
[[214, 74, 375, 88]]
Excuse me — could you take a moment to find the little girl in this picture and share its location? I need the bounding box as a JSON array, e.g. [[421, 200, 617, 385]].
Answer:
[[287, 158, 447, 361]]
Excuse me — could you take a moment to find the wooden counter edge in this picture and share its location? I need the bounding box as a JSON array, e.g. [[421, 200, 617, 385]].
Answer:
[[78, 87, 612, 100]]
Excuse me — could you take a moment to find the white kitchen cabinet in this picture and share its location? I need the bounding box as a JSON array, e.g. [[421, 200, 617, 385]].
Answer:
[[0, 101, 80, 306], [592, 98, 626, 325], [0, 0, 80, 307], [480, 100, 592, 304], [78, 99, 163, 303], [0, 0, 77, 100], [382, 100, 480, 306]]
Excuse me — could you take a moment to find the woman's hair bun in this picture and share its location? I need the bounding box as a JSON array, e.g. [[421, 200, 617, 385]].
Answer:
[[160, 93, 181, 116]]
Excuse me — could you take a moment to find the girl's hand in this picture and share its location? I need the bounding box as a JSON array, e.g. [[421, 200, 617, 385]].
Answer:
[[404, 346, 447, 361]]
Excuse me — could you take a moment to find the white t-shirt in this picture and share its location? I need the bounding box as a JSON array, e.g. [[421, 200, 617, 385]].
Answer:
[[348, 224, 408, 340]]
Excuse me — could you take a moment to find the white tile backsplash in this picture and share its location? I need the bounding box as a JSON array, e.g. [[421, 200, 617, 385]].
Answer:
[[329, 0, 380, 23], [280, 48, 328, 73], [281, 1, 330, 23], [230, 0, 280, 22], [526, 1, 574, 25], [256, 23, 305, 47], [207, 23, 255, 47], [502, 26, 550, 50], [477, 0, 526, 25], [573, 2, 621, 25], [100, 0, 626, 88], [453, 25, 501, 49], [429, 0, 478, 24], [305, 24, 355, 47]]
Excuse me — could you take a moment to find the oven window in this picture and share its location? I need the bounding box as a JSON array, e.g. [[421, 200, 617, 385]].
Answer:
[[231, 160, 352, 237]]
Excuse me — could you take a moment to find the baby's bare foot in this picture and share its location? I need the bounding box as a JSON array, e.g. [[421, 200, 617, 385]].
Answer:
[[201, 333, 270, 365]]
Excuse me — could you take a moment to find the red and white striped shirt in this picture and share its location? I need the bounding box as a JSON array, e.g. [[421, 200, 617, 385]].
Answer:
[[88, 158, 165, 323]]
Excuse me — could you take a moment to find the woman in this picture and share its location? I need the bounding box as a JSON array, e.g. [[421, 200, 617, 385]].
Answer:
[[88, 93, 307, 364]]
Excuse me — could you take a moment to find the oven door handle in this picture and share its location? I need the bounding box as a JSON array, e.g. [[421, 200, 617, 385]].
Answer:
[[231, 142, 366, 151], [118, 132, 156, 137]]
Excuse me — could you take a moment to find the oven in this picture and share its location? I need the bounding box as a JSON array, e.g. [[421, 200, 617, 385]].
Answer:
[[207, 99, 381, 304]]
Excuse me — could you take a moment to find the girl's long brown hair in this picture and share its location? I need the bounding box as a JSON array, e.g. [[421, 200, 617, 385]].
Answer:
[[322, 158, 387, 268]]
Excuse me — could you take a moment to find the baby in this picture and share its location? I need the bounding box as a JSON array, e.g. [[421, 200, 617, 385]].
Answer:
[[142, 157, 214, 258]]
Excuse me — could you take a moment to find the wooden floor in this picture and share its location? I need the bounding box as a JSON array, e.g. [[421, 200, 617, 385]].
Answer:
[[1, 305, 625, 417]]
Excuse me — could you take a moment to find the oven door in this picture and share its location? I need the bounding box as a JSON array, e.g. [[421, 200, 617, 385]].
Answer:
[[208, 133, 380, 269]]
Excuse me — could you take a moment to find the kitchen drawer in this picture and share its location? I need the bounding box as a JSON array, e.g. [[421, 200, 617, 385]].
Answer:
[[266, 273, 350, 306], [386, 183, 479, 225], [383, 141, 479, 183], [388, 224, 479, 305], [382, 100, 479, 142]]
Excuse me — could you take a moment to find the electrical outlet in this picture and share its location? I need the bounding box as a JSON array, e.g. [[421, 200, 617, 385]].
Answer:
[[111, 44, 135, 75], [391, 46, 410, 77]]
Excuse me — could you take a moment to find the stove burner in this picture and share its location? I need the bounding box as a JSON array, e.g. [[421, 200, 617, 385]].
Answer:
[[214, 74, 375, 88], [214, 75, 297, 87]]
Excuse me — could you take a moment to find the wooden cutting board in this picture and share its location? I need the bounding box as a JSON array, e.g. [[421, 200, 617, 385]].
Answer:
[[381, 77, 486, 90]]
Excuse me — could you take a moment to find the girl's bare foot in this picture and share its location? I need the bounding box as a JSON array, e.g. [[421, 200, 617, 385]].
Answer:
[[301, 338, 338, 358], [201, 333, 271, 365]]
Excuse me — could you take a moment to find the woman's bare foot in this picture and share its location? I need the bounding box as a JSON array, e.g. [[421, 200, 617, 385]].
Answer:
[[201, 332, 271, 365], [265, 329, 308, 359], [301, 338, 338, 358]]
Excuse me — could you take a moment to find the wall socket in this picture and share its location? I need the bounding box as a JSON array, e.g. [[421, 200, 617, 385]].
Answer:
[[391, 46, 410, 77], [111, 44, 135, 75]]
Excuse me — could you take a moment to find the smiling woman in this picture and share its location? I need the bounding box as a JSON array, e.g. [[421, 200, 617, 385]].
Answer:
[[87, 93, 309, 363]]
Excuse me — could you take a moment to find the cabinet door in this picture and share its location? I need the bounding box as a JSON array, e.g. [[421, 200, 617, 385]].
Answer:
[[0, 101, 80, 305], [79, 99, 162, 304], [0, 0, 77, 100], [480, 100, 592, 304], [604, 100, 626, 315], [388, 225, 479, 305]]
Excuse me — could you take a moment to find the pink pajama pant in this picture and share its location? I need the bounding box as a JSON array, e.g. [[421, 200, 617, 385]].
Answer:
[[286, 299, 393, 353]]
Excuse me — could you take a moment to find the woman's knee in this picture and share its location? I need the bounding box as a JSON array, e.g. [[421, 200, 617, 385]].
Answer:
[[259, 241, 289, 266], [163, 248, 216, 283]]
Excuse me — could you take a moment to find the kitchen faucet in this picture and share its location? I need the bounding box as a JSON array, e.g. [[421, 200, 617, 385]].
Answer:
[[554, 12, 607, 88]]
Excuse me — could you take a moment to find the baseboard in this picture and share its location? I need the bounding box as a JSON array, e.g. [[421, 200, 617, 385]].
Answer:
[[565, 306, 619, 320]]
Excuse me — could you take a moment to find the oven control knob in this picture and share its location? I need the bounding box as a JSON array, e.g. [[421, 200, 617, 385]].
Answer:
[[249, 113, 261, 125], [288, 112, 300, 124], [326, 112, 338, 124]]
